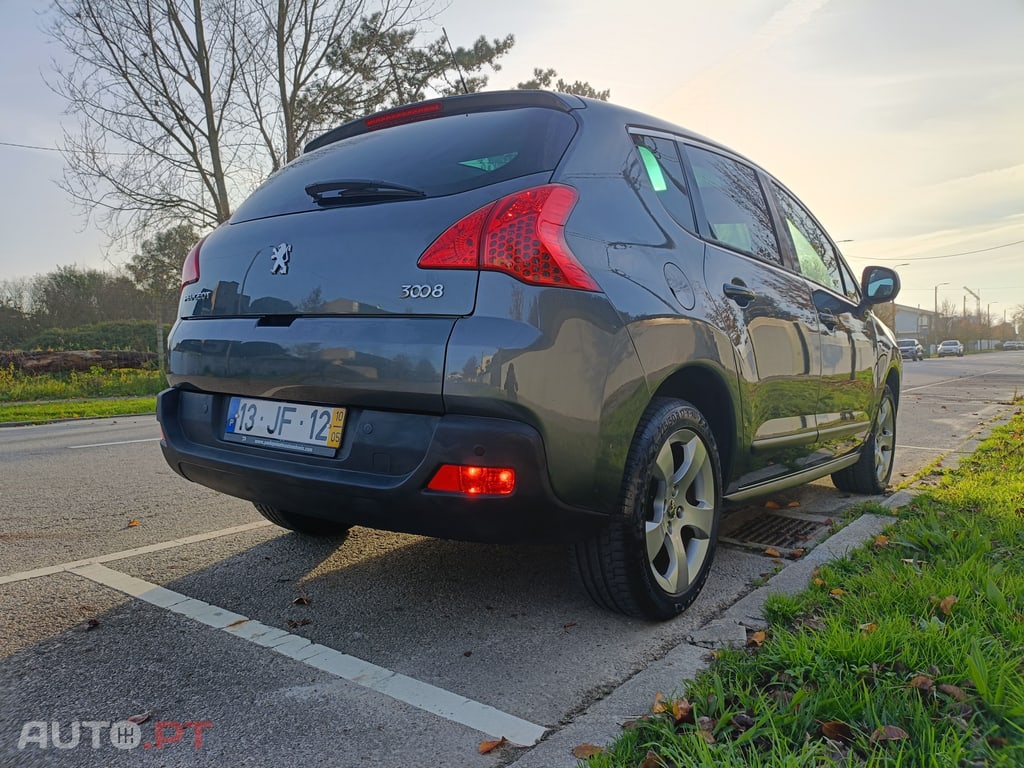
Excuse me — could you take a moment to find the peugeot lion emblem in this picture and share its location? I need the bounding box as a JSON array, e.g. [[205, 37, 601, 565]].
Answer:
[[270, 242, 292, 275]]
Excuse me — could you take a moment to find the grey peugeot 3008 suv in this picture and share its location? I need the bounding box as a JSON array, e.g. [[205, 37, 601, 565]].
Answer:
[[157, 90, 902, 620]]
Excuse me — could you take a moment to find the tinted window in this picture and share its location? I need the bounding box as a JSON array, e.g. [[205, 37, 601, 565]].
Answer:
[[771, 183, 845, 294], [234, 108, 577, 222], [632, 134, 696, 231], [686, 146, 781, 265]]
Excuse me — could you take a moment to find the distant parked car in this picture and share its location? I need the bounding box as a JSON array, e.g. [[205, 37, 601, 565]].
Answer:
[[937, 340, 964, 357], [1003, 340, 1024, 351], [897, 338, 924, 361]]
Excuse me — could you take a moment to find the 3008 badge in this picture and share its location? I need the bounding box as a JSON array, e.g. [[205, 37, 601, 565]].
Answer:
[[399, 284, 444, 298]]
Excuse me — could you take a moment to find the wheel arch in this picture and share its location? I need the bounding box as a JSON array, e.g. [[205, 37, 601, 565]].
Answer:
[[650, 363, 738, 484]]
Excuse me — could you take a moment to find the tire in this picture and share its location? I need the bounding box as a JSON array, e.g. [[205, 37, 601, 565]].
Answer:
[[571, 398, 722, 620], [253, 503, 351, 539], [831, 384, 897, 494]]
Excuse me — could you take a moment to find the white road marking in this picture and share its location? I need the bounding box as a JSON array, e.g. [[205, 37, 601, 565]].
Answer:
[[902, 369, 1001, 393], [68, 437, 162, 449], [69, 563, 547, 746], [0, 521, 272, 585]]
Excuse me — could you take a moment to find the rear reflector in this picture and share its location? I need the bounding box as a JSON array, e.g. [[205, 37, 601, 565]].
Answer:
[[418, 184, 599, 291], [427, 464, 516, 496]]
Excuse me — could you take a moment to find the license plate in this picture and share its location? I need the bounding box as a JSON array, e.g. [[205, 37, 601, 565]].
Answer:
[[224, 397, 345, 457]]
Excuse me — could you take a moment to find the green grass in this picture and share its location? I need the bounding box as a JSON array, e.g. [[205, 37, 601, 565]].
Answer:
[[0, 364, 165, 402], [0, 397, 157, 423], [584, 413, 1024, 767]]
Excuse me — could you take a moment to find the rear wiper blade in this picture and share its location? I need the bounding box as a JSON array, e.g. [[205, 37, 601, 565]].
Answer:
[[305, 179, 426, 205]]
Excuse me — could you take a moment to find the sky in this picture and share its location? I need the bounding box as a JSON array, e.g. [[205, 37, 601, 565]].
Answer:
[[1, 0, 1021, 322]]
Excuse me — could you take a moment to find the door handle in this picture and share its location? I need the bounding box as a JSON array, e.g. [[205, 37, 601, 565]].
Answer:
[[818, 310, 839, 331], [723, 283, 756, 306]]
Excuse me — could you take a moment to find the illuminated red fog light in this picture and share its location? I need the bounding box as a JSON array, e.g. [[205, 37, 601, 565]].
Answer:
[[427, 464, 516, 496]]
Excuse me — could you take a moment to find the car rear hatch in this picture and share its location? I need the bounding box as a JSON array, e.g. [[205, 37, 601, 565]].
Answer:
[[170, 93, 581, 411]]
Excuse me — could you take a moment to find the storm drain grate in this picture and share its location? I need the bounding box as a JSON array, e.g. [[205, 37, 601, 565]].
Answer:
[[719, 508, 834, 553]]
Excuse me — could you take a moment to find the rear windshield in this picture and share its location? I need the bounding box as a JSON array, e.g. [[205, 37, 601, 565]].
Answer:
[[233, 107, 578, 222]]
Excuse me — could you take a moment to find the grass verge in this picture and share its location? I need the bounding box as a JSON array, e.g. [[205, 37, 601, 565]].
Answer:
[[0, 397, 157, 424], [584, 410, 1024, 767], [0, 364, 165, 402]]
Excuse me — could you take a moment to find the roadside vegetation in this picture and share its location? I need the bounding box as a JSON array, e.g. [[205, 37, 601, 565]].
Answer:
[[582, 409, 1024, 767], [0, 365, 162, 423]]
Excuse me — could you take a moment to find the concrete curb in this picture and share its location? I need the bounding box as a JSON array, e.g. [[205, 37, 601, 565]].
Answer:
[[507, 490, 918, 768]]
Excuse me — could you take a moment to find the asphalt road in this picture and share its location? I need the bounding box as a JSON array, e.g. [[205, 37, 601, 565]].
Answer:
[[2, 351, 1022, 767]]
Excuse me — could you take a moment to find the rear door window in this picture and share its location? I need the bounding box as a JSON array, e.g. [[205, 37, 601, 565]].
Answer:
[[685, 146, 781, 265], [234, 108, 578, 222], [771, 182, 846, 294]]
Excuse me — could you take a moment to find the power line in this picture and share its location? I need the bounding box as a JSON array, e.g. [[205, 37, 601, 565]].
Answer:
[[869, 239, 1024, 262], [0, 140, 61, 152]]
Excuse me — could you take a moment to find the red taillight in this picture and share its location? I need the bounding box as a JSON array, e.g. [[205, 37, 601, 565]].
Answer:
[[427, 464, 516, 496], [180, 238, 205, 289], [418, 184, 599, 291]]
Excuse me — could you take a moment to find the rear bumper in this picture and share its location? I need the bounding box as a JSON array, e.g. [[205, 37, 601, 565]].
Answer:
[[156, 387, 606, 543]]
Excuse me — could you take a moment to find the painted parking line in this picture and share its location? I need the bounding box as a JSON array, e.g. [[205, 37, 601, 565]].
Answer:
[[0, 521, 272, 585], [68, 437, 162, 449], [68, 563, 547, 746]]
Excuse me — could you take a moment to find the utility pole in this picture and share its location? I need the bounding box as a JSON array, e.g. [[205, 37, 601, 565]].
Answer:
[[963, 286, 981, 317]]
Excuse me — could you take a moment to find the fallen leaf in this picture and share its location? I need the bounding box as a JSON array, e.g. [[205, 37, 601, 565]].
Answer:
[[286, 618, 311, 629], [764, 547, 781, 558], [652, 692, 669, 714], [765, 500, 781, 509], [463, 650, 472, 657], [78, 605, 96, 611], [829, 588, 846, 597], [697, 716, 716, 731], [787, 501, 800, 508], [812, 577, 826, 587], [126, 519, 140, 528], [570, 743, 604, 759], [859, 622, 878, 634], [671, 697, 694, 724], [909, 675, 934, 691], [126, 711, 150, 725], [821, 721, 853, 743], [84, 618, 100, 631], [638, 750, 662, 768], [731, 712, 755, 730], [563, 621, 578, 629], [292, 595, 311, 606], [478, 737, 508, 754], [937, 684, 967, 701], [788, 548, 806, 559], [939, 595, 958, 616], [870, 725, 909, 743], [873, 534, 889, 548], [697, 728, 716, 745], [747, 630, 767, 647]]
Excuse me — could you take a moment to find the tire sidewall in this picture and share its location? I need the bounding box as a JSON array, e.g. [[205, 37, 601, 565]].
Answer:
[[621, 399, 723, 618]]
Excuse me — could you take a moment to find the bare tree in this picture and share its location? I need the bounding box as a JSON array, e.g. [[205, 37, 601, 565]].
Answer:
[[48, 0, 447, 241], [50, 0, 246, 241]]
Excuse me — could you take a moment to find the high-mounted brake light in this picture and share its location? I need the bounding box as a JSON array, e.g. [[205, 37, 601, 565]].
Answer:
[[180, 237, 205, 289], [365, 102, 444, 131], [418, 184, 599, 291], [427, 464, 516, 496]]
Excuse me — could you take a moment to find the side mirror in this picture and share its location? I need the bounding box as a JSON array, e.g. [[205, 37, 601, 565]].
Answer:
[[861, 266, 901, 306]]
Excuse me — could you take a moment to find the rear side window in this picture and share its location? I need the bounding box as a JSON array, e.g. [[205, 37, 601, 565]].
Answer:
[[234, 108, 577, 222], [685, 146, 781, 265], [632, 134, 696, 231]]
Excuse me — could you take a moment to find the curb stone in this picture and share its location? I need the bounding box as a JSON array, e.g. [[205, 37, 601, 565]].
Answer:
[[506, 491, 918, 768]]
